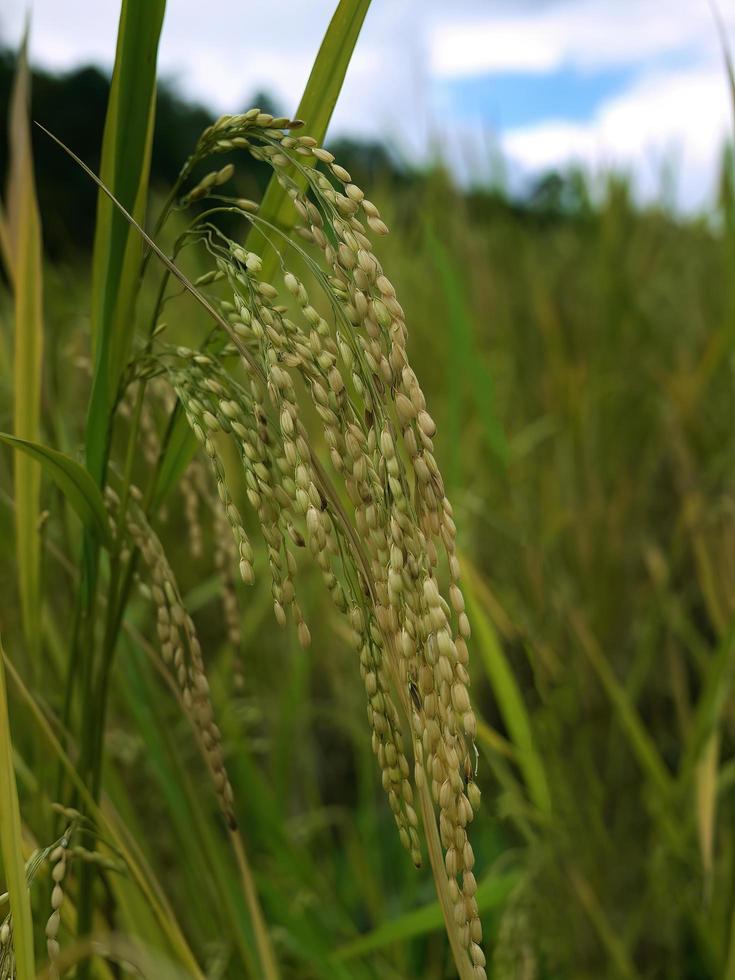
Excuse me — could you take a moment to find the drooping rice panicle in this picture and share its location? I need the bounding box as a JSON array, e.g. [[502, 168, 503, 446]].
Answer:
[[126, 109, 485, 972]]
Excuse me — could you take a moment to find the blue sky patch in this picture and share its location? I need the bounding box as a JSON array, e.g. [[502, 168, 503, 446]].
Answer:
[[436, 64, 640, 129]]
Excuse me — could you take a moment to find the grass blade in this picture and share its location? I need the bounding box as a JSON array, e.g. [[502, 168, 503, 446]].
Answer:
[[680, 618, 735, 780], [334, 871, 519, 960], [463, 565, 551, 815], [0, 635, 35, 980], [570, 610, 673, 798], [248, 0, 371, 280], [6, 29, 44, 663], [696, 733, 719, 900], [425, 228, 508, 485], [0, 434, 112, 546], [86, 0, 166, 485], [1, 651, 206, 980], [0, 198, 12, 282]]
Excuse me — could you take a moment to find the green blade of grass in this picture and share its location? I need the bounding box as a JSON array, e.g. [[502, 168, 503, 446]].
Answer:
[[570, 609, 673, 798], [0, 198, 12, 283], [425, 227, 508, 488], [680, 618, 735, 781], [150, 402, 198, 509], [0, 434, 112, 545], [6, 29, 44, 664], [86, 0, 166, 485], [463, 565, 551, 815], [0, 636, 34, 980], [247, 0, 371, 281], [696, 733, 719, 897], [567, 867, 640, 980], [334, 871, 519, 961]]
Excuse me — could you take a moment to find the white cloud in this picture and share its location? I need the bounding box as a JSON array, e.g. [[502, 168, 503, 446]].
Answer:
[[1, 0, 734, 208], [429, 0, 735, 77], [501, 63, 731, 207]]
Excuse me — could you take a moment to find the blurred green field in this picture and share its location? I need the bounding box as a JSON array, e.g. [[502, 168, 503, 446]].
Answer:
[[2, 5, 735, 980]]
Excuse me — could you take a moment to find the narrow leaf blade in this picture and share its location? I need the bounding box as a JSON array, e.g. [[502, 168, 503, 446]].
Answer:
[[464, 569, 551, 815], [86, 0, 166, 485], [0, 635, 35, 980], [7, 29, 44, 660], [0, 434, 112, 545], [248, 0, 371, 280]]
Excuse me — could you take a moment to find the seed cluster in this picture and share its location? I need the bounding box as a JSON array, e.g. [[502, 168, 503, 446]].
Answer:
[[135, 108, 485, 970], [45, 831, 70, 979], [0, 816, 99, 980], [108, 487, 237, 828], [179, 457, 245, 687]]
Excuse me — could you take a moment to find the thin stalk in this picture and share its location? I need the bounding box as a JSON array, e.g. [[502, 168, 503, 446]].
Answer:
[[0, 635, 35, 980], [230, 830, 281, 980], [75, 556, 120, 960], [40, 126, 478, 977], [418, 783, 475, 980]]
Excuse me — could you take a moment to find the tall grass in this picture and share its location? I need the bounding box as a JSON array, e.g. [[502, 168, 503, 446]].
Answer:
[[2, 3, 735, 979], [1, 2, 487, 978]]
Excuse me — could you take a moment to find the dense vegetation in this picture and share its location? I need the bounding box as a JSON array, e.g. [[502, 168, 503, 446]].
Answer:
[[2, 8, 735, 980]]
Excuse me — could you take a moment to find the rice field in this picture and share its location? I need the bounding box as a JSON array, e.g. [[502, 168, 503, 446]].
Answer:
[[1, 2, 735, 978]]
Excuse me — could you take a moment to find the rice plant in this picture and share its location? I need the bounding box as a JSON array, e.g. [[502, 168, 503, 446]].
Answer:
[[4, 2, 735, 979], [0, 2, 488, 978]]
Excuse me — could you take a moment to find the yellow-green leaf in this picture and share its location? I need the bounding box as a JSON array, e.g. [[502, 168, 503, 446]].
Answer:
[[6, 29, 44, 661], [86, 0, 166, 485], [0, 434, 112, 546], [0, 635, 34, 980], [248, 0, 371, 281]]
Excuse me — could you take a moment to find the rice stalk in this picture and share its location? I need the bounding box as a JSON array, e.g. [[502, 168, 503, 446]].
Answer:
[[144, 111, 485, 977], [45, 106, 487, 975], [6, 28, 44, 666], [86, 0, 166, 485], [0, 636, 34, 980]]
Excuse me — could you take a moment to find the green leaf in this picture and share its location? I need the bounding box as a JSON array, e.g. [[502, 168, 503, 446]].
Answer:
[[464, 567, 551, 816], [334, 871, 519, 960], [571, 610, 673, 799], [86, 0, 166, 485], [248, 0, 371, 281], [0, 434, 112, 546], [151, 404, 199, 510], [0, 635, 34, 980], [6, 28, 44, 659], [425, 227, 508, 486], [680, 618, 735, 781]]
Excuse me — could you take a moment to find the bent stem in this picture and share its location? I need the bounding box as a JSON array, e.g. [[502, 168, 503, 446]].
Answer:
[[230, 829, 281, 980]]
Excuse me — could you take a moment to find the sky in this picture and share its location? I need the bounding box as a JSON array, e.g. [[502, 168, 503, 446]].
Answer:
[[1, 0, 734, 209]]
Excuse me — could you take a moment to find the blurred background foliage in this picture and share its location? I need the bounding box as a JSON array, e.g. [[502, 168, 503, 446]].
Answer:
[[2, 45, 735, 980]]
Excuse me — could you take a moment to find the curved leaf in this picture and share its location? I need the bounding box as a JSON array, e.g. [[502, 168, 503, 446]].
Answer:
[[0, 635, 34, 980], [0, 434, 111, 546], [7, 28, 44, 661], [87, 0, 166, 486], [334, 871, 519, 961]]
